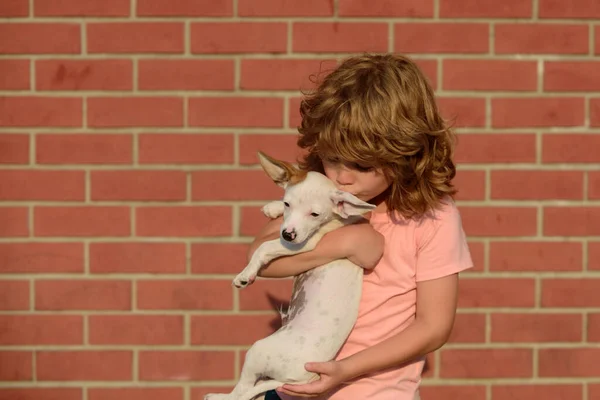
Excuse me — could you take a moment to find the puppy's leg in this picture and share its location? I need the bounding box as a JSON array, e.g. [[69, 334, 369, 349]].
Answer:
[[233, 238, 317, 288], [262, 201, 284, 219]]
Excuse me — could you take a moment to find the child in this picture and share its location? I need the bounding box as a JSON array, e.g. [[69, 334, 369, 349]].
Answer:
[[248, 53, 473, 400]]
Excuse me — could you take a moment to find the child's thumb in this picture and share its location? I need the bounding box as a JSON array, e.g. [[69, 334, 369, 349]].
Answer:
[[305, 361, 332, 374]]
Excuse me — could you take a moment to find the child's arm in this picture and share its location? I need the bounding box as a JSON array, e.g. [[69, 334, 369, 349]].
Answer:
[[277, 273, 459, 397], [247, 218, 384, 278]]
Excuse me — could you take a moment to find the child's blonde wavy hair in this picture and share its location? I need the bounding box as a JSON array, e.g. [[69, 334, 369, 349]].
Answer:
[[297, 53, 457, 219]]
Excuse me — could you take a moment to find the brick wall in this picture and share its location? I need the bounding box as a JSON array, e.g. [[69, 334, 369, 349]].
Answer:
[[0, 1, 599, 400]]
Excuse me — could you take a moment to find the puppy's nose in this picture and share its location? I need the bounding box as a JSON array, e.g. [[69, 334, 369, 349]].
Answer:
[[282, 229, 296, 242]]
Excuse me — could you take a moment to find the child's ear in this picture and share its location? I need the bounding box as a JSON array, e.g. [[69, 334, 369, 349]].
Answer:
[[257, 151, 304, 188], [330, 190, 376, 218]]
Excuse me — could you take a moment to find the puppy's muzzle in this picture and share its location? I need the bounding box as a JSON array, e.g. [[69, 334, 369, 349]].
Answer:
[[282, 229, 297, 242]]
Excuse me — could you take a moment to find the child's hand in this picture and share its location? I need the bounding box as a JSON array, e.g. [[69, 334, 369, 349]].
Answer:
[[276, 361, 348, 398]]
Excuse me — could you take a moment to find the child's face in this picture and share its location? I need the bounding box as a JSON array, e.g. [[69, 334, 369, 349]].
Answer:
[[322, 159, 391, 207]]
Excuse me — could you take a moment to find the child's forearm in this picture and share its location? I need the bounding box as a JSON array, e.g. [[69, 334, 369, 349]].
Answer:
[[338, 319, 444, 383], [258, 237, 345, 278]]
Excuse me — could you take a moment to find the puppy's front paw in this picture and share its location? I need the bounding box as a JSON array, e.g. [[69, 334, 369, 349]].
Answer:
[[261, 202, 284, 219], [233, 270, 257, 288]]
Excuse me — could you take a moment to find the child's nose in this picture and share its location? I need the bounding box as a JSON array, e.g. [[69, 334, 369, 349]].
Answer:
[[335, 168, 355, 186]]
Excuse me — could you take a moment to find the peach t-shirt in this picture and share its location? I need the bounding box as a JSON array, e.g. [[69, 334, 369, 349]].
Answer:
[[283, 199, 473, 400]]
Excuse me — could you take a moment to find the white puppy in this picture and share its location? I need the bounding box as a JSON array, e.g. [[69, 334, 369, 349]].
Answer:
[[204, 152, 375, 400]]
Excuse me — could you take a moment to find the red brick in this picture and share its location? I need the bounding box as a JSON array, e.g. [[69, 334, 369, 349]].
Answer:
[[592, 98, 600, 126], [36, 134, 132, 165], [491, 313, 582, 343], [579, 170, 600, 197], [89, 315, 184, 345], [0, 97, 82, 127], [137, 0, 232, 16], [293, 23, 387, 53], [0, 60, 29, 90], [0, 351, 31, 381], [0, 388, 81, 400], [415, 59, 439, 89], [239, 280, 293, 311], [191, 243, 249, 274], [191, 23, 286, 54], [136, 206, 231, 237], [240, 206, 269, 237], [453, 170, 485, 201], [90, 243, 186, 274], [492, 385, 583, 400], [539, 348, 600, 377], [0, 170, 84, 201], [288, 97, 303, 128], [137, 279, 232, 310], [89, 388, 182, 400], [239, 0, 332, 16], [0, 281, 29, 310], [492, 98, 584, 128], [91, 170, 186, 201], [0, 243, 83, 273], [36, 59, 132, 91], [191, 315, 278, 345], [447, 314, 486, 343], [139, 133, 234, 165], [88, 97, 183, 128], [455, 134, 536, 164], [0, 134, 29, 164], [88, 23, 183, 54], [440, 349, 532, 378], [544, 62, 600, 92], [34, 206, 130, 237], [240, 59, 337, 91], [542, 278, 600, 307], [420, 386, 486, 400], [440, 0, 532, 17], [543, 134, 600, 163], [192, 388, 235, 399], [239, 134, 303, 165], [443, 59, 537, 91], [0, 315, 82, 344], [0, 23, 80, 54], [36, 280, 131, 310], [139, 351, 234, 381], [490, 242, 582, 272], [192, 171, 282, 201], [544, 207, 600, 236], [139, 59, 233, 91], [395, 23, 489, 53], [491, 170, 583, 200], [495, 24, 589, 54], [589, 313, 600, 341], [460, 207, 537, 237], [189, 97, 283, 128], [597, 27, 600, 54], [467, 241, 485, 272], [0, 207, 28, 237], [590, 242, 600, 270], [459, 278, 535, 308], [37, 351, 132, 381], [437, 97, 486, 127], [339, 0, 432, 16], [540, 0, 600, 18], [590, 385, 600, 400], [35, 0, 129, 16], [0, 0, 28, 16]]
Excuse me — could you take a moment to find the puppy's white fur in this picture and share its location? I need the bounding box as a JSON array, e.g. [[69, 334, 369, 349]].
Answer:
[[204, 152, 375, 400]]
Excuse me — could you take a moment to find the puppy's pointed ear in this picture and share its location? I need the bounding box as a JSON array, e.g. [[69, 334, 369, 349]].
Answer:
[[258, 151, 303, 188], [330, 190, 376, 218]]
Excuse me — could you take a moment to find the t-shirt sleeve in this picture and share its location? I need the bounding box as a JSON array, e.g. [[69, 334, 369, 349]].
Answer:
[[415, 201, 474, 282]]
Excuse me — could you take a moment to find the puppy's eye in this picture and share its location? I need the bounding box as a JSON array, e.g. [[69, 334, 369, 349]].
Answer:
[[284, 202, 290, 207], [311, 212, 320, 217]]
